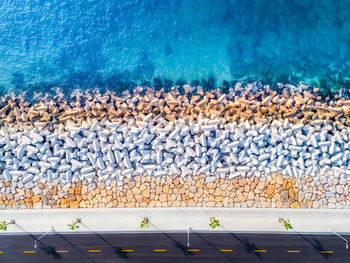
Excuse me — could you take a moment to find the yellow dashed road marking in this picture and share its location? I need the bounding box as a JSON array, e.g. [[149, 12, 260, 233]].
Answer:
[[121, 250, 134, 252], [88, 250, 101, 253], [220, 249, 233, 252], [287, 250, 300, 253], [321, 251, 333, 254], [56, 250, 69, 253], [24, 251, 36, 253], [154, 249, 167, 252], [187, 249, 200, 252], [254, 250, 266, 253]]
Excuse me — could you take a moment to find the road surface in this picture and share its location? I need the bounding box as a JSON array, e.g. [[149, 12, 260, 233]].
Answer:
[[0, 232, 349, 262]]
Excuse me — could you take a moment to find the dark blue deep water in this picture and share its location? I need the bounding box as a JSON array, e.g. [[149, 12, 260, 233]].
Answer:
[[1, 0, 350, 95]]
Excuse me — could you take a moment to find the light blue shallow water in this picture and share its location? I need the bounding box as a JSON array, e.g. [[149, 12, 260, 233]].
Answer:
[[0, 0, 350, 96]]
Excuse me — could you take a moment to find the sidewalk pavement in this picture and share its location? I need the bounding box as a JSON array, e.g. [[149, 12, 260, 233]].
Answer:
[[0, 208, 349, 234]]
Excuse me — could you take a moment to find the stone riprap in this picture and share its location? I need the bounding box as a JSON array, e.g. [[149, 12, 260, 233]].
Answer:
[[0, 173, 348, 209], [0, 83, 350, 209]]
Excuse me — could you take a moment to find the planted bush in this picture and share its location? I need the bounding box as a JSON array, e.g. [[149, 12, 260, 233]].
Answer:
[[140, 218, 149, 229], [0, 220, 15, 231], [209, 217, 220, 229], [0, 221, 8, 231], [68, 218, 81, 230], [279, 218, 293, 230]]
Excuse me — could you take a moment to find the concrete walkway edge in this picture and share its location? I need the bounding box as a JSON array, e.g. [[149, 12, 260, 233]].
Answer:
[[0, 208, 349, 234]]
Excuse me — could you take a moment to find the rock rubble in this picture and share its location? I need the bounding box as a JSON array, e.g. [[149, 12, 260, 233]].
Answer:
[[1, 174, 349, 209], [0, 102, 350, 184], [0, 83, 349, 208]]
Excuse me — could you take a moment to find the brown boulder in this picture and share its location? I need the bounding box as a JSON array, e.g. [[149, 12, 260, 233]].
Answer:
[[290, 202, 300, 208], [31, 195, 40, 203], [25, 189, 33, 198], [142, 189, 150, 198], [159, 194, 167, 202], [69, 201, 79, 208], [275, 174, 284, 185], [126, 190, 134, 202], [214, 188, 222, 196], [266, 185, 275, 195]]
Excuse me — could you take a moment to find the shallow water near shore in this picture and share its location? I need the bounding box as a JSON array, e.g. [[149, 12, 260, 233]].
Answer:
[[1, 0, 350, 96]]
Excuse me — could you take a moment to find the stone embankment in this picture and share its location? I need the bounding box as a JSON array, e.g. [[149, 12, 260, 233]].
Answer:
[[1, 173, 349, 209], [0, 83, 349, 209]]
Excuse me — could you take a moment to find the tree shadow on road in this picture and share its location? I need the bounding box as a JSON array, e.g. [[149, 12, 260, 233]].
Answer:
[[15, 224, 62, 260], [221, 226, 263, 260], [56, 233, 97, 263], [294, 230, 331, 260], [81, 223, 129, 259], [40, 245, 61, 260], [150, 223, 195, 257], [194, 232, 236, 263]]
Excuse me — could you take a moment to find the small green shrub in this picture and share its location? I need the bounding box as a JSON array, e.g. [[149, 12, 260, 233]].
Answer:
[[68, 220, 80, 230], [280, 218, 293, 230], [0, 221, 8, 231], [209, 217, 220, 229], [140, 218, 149, 229]]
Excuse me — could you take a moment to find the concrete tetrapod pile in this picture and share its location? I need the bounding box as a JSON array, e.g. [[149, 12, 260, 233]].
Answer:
[[0, 83, 349, 209]]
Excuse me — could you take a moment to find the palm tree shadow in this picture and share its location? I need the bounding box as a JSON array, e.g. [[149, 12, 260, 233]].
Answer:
[[149, 223, 195, 257], [55, 233, 97, 263], [194, 232, 236, 263], [40, 245, 61, 260], [114, 246, 130, 259], [295, 231, 331, 260], [81, 223, 129, 259], [221, 226, 263, 260]]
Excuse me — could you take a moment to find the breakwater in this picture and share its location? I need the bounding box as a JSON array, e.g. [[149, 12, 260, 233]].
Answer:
[[0, 83, 350, 209]]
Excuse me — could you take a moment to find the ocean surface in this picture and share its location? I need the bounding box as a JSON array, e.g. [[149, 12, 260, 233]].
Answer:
[[0, 0, 350, 96]]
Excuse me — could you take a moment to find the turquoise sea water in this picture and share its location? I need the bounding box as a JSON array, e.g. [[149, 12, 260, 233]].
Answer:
[[1, 0, 350, 96]]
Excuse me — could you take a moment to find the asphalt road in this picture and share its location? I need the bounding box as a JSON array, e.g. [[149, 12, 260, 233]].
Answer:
[[0, 232, 349, 263]]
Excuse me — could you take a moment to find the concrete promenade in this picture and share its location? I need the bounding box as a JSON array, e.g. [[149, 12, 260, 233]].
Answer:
[[1, 208, 350, 234]]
